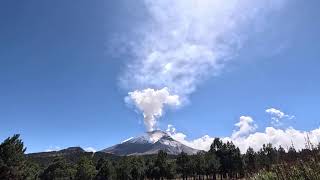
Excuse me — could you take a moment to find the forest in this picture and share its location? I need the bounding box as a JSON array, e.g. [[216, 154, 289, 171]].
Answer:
[[0, 134, 319, 180]]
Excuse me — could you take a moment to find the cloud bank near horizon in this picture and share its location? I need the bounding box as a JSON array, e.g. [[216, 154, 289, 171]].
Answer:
[[167, 108, 320, 153], [122, 0, 287, 131]]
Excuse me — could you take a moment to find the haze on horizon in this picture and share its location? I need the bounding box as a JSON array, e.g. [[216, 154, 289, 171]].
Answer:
[[0, 0, 320, 153]]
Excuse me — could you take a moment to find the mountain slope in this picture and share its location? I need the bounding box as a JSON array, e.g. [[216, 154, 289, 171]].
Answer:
[[101, 130, 199, 156]]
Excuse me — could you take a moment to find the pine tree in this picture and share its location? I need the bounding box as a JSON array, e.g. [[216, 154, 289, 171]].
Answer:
[[154, 150, 169, 179], [176, 152, 190, 180], [277, 146, 286, 162], [205, 151, 220, 180], [244, 147, 256, 175], [195, 152, 206, 179], [0, 134, 28, 180]]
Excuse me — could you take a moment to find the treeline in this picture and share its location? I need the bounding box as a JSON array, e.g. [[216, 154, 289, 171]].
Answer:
[[1, 134, 320, 180]]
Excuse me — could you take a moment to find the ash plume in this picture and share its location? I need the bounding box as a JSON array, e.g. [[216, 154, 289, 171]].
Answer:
[[126, 87, 180, 131], [122, 0, 286, 130]]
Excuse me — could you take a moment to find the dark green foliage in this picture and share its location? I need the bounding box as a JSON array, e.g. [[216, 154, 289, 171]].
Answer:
[[130, 156, 145, 180], [176, 152, 191, 179], [244, 147, 256, 175], [257, 143, 277, 170], [75, 157, 97, 180], [154, 150, 168, 178], [115, 156, 146, 180], [210, 138, 244, 179], [277, 146, 286, 162], [115, 157, 132, 180], [205, 150, 220, 179], [24, 161, 41, 180], [0, 134, 32, 180], [2, 134, 320, 179], [95, 158, 115, 180], [39, 157, 76, 180], [194, 152, 206, 178]]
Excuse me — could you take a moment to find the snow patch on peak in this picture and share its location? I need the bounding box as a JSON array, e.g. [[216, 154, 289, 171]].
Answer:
[[123, 135, 150, 144], [121, 137, 134, 143]]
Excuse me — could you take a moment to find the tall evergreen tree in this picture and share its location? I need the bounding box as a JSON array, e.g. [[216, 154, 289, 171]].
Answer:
[[244, 147, 256, 175], [0, 134, 28, 180], [277, 146, 286, 162], [154, 150, 171, 179], [195, 152, 206, 179], [176, 152, 190, 180], [287, 146, 298, 162], [257, 143, 277, 170], [205, 151, 220, 180]]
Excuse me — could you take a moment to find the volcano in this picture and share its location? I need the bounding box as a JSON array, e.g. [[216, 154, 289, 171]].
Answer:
[[100, 130, 200, 156]]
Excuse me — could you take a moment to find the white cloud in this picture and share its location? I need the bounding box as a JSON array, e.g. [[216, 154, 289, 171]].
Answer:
[[266, 108, 286, 118], [167, 117, 320, 153], [227, 127, 320, 152], [266, 108, 295, 126], [126, 87, 180, 131], [167, 126, 215, 151], [84, 147, 97, 153], [232, 116, 257, 139]]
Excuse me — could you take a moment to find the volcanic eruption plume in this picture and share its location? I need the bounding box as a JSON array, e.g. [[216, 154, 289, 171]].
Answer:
[[126, 88, 180, 132], [123, 0, 286, 131]]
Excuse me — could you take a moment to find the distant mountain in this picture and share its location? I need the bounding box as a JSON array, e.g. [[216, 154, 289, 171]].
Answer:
[[27, 147, 115, 167], [100, 130, 200, 156], [26, 130, 200, 166]]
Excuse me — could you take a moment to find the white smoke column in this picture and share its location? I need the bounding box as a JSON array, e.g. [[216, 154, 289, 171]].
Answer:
[[122, 0, 286, 97], [122, 0, 286, 130], [127, 87, 180, 131]]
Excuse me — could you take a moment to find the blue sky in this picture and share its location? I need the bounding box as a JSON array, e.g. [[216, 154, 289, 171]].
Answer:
[[0, 0, 320, 153]]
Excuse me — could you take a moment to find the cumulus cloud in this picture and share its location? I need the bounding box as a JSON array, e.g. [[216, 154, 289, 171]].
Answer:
[[227, 127, 320, 152], [166, 124, 215, 151], [266, 108, 295, 126], [166, 116, 257, 151], [126, 87, 180, 131], [232, 116, 257, 139], [167, 117, 320, 153]]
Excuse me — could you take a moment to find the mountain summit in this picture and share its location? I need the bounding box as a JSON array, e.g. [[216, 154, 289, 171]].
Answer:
[[100, 130, 199, 156]]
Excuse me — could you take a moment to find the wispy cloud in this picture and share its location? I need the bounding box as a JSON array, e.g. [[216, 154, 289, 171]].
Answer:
[[266, 107, 295, 126]]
